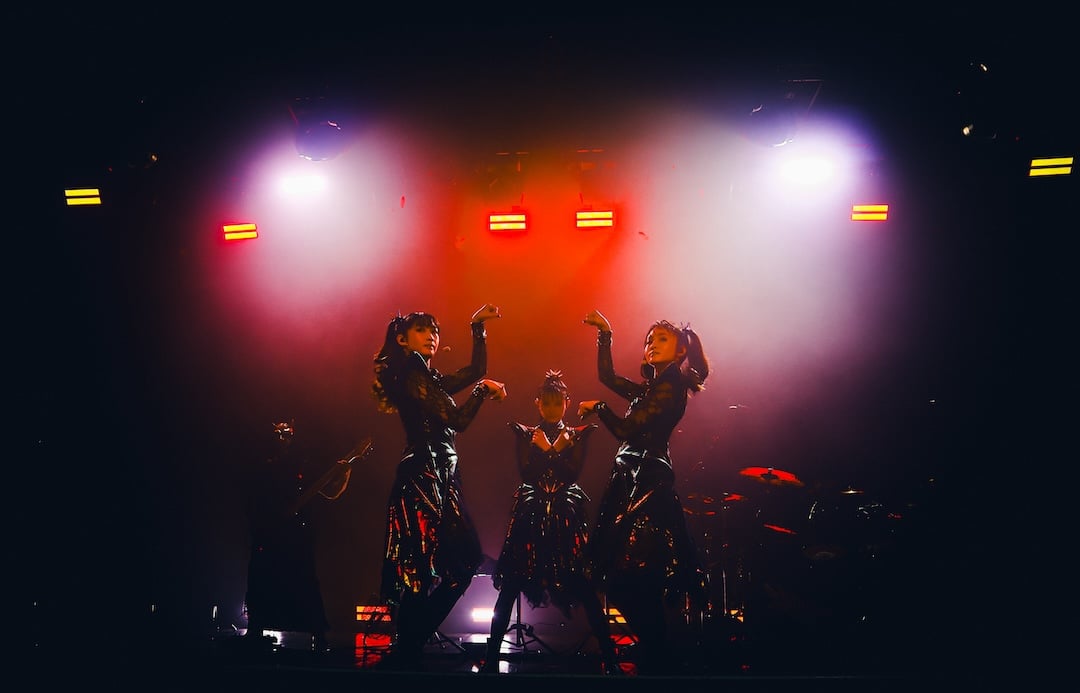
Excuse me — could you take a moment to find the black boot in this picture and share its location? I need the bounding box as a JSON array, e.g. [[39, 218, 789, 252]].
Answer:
[[479, 637, 502, 673]]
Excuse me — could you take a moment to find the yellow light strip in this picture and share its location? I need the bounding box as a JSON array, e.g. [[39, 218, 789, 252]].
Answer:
[[223, 222, 258, 241], [355, 605, 391, 622], [850, 203, 889, 221], [65, 188, 102, 206], [1029, 156, 1073, 176], [576, 210, 614, 228], [606, 606, 628, 624], [489, 213, 527, 232]]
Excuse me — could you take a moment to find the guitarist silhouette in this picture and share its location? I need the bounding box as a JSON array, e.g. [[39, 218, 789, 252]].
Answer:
[[244, 420, 372, 652]]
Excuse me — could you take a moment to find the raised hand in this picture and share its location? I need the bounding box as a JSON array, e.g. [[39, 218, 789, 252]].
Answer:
[[471, 304, 502, 323], [480, 378, 508, 401], [531, 428, 552, 451], [551, 429, 575, 452], [578, 400, 602, 418], [583, 309, 611, 332]]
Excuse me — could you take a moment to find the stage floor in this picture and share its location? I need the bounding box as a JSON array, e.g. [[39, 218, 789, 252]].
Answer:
[[28, 580, 1006, 692], [32, 613, 970, 692]]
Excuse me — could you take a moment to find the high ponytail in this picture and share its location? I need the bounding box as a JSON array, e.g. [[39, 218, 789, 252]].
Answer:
[[681, 326, 709, 394]]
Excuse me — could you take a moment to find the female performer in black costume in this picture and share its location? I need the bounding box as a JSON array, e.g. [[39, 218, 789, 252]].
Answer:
[[480, 370, 620, 674], [371, 304, 507, 670], [578, 309, 710, 675]]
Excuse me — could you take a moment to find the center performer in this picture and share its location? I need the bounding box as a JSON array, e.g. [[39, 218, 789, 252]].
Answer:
[[480, 369, 620, 675]]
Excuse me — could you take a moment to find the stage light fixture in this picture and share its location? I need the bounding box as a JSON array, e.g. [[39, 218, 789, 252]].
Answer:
[[222, 222, 258, 241], [571, 146, 621, 223], [1029, 156, 1073, 177], [953, 60, 1004, 143], [489, 207, 528, 232], [440, 575, 499, 636], [576, 208, 614, 228], [296, 119, 347, 161], [355, 604, 391, 623], [742, 77, 823, 148], [850, 203, 889, 221], [290, 96, 349, 161], [480, 150, 529, 202], [64, 187, 102, 206], [469, 607, 494, 622], [356, 604, 393, 652]]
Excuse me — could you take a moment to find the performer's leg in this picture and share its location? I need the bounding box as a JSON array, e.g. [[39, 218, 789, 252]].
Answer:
[[422, 576, 472, 635], [612, 587, 670, 676], [580, 588, 621, 673], [481, 588, 518, 673], [386, 591, 427, 669]]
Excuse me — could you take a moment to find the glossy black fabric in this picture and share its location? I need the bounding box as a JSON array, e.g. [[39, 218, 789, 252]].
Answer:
[[588, 331, 706, 610], [379, 330, 487, 608], [492, 419, 599, 617], [585, 331, 708, 674]]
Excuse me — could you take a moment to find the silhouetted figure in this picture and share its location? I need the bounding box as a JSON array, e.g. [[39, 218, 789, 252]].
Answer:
[[244, 420, 353, 652]]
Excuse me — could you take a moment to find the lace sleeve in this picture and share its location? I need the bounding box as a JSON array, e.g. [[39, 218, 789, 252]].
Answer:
[[440, 322, 488, 394], [597, 331, 645, 401], [405, 365, 485, 432], [596, 378, 679, 441]]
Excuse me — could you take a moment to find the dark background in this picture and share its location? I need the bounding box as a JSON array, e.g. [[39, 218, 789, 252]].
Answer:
[[15, 4, 1070, 675]]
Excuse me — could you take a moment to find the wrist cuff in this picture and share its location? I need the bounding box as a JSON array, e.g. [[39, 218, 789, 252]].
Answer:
[[597, 330, 612, 346], [471, 321, 487, 339]]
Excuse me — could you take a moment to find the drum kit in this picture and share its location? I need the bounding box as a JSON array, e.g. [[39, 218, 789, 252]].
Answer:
[[682, 465, 901, 632]]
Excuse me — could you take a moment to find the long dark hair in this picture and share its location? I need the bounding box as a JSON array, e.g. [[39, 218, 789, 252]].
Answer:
[[640, 320, 710, 394], [371, 311, 439, 414]]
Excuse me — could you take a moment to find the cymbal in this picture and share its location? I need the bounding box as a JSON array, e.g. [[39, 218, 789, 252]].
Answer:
[[682, 492, 749, 516], [738, 466, 804, 487]]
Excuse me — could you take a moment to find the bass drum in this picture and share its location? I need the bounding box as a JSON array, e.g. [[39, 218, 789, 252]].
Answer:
[[802, 489, 896, 563], [794, 489, 904, 637]]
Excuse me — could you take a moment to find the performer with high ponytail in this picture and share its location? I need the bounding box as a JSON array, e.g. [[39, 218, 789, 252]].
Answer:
[[578, 309, 710, 676]]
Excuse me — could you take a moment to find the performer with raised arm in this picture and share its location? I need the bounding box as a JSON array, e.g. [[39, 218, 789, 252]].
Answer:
[[579, 309, 711, 675], [371, 304, 507, 671]]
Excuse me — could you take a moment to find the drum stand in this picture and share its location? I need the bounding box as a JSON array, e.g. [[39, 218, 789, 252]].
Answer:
[[705, 502, 748, 631]]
